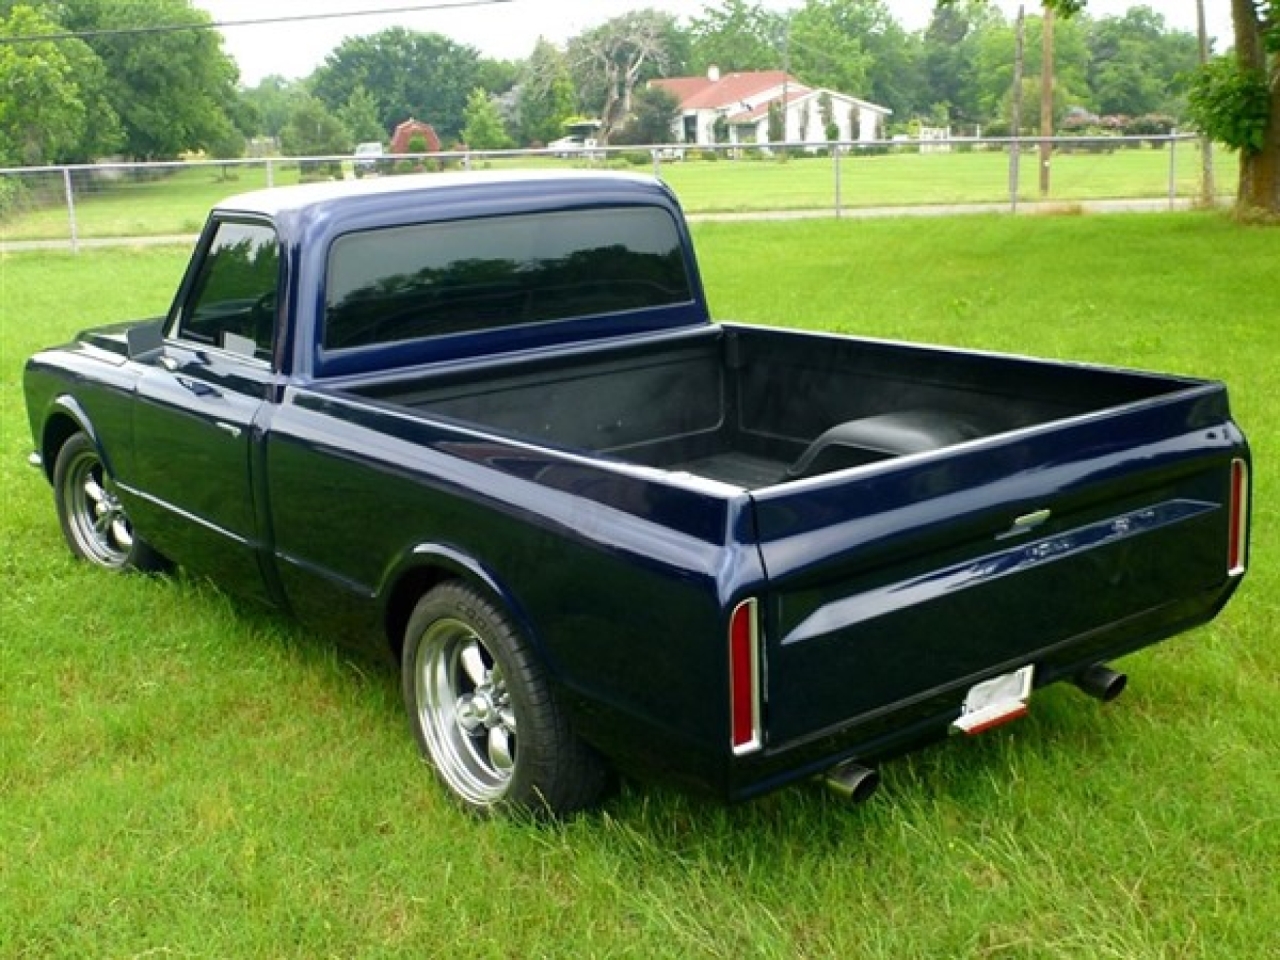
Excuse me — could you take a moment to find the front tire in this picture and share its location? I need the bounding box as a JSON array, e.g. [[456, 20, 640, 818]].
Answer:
[[401, 582, 607, 817], [52, 431, 167, 572]]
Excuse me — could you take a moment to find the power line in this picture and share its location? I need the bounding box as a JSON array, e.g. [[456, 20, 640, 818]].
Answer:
[[0, 0, 513, 45]]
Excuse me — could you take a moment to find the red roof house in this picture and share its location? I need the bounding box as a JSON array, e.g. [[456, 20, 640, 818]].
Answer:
[[650, 69, 890, 147]]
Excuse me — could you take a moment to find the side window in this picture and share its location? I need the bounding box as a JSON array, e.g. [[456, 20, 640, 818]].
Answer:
[[175, 221, 280, 361]]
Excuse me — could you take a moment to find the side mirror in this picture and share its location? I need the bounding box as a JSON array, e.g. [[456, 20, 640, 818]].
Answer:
[[126, 319, 164, 360]]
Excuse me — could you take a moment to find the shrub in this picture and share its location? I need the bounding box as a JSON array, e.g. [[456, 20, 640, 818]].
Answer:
[[0, 175, 30, 220]]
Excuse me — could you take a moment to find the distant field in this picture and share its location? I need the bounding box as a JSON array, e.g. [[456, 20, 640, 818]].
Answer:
[[2, 214, 1277, 958], [1, 140, 1232, 242]]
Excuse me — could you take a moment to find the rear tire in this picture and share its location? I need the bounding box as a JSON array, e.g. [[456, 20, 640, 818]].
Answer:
[[52, 431, 168, 572], [401, 582, 607, 817]]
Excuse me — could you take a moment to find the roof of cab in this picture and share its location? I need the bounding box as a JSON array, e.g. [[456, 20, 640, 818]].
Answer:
[[214, 169, 672, 221]]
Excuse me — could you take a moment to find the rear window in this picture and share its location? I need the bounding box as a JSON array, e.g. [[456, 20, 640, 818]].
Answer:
[[322, 207, 692, 351]]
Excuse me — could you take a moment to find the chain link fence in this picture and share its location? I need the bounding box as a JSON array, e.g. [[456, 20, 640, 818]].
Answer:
[[1, 135, 1224, 251]]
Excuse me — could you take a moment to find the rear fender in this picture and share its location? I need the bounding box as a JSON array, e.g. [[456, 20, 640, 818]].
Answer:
[[378, 543, 540, 663]]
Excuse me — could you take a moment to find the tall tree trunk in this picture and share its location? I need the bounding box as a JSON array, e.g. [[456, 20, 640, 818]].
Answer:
[[1232, 0, 1280, 214], [1237, 69, 1280, 212]]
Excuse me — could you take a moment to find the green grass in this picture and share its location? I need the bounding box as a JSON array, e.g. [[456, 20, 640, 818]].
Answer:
[[1, 142, 1234, 241], [2, 214, 1279, 958]]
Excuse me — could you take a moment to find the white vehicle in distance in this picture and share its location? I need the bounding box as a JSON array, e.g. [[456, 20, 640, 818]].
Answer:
[[550, 136, 609, 162], [353, 141, 386, 177]]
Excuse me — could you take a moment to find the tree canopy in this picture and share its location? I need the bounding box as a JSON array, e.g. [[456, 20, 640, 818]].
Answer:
[[1030, 0, 1279, 216], [0, 0, 243, 163], [309, 29, 481, 142], [4, 0, 1270, 214], [568, 10, 682, 144]]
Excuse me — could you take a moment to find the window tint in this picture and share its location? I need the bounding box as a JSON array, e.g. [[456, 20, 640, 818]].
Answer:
[[323, 208, 692, 351], [177, 221, 280, 361]]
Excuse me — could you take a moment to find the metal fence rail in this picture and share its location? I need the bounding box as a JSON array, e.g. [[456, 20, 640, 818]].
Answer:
[[1, 135, 1222, 252]]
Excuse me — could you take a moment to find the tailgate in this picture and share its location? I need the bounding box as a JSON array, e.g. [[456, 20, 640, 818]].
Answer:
[[748, 388, 1248, 748]]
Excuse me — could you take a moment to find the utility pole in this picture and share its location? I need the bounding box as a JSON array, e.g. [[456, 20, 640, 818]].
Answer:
[[1039, 4, 1054, 198], [1009, 6, 1025, 210], [1195, 0, 1215, 205]]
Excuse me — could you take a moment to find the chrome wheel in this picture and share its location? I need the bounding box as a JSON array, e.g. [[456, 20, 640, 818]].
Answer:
[[412, 616, 519, 806], [402, 583, 609, 816], [58, 441, 133, 568]]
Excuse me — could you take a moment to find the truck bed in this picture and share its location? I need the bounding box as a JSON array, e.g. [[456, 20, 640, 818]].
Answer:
[[329, 322, 1244, 802], [345, 324, 1195, 489]]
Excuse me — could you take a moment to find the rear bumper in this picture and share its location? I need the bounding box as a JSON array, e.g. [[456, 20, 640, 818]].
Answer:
[[725, 581, 1238, 802]]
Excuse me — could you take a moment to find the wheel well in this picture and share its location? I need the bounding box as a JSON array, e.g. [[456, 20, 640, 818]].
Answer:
[[384, 566, 454, 659], [41, 414, 83, 482], [383, 563, 532, 663]]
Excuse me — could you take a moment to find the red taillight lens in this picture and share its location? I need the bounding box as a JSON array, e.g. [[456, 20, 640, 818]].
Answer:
[[729, 598, 762, 755], [1229, 458, 1249, 576]]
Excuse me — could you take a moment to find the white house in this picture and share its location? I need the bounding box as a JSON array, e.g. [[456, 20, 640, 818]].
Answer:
[[650, 69, 891, 148]]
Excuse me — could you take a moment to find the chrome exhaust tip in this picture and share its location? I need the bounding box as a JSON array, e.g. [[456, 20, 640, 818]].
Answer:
[[1073, 663, 1128, 702], [822, 761, 880, 804]]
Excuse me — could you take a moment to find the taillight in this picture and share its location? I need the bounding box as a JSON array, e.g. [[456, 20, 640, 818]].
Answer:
[[1229, 458, 1249, 576], [729, 598, 762, 755]]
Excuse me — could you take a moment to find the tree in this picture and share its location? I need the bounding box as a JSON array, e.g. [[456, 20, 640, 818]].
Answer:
[[339, 87, 386, 144], [612, 85, 681, 144], [789, 1, 873, 96], [0, 5, 121, 165], [922, 0, 1005, 125], [1087, 7, 1198, 118], [462, 88, 513, 149], [281, 96, 351, 156], [516, 38, 578, 146], [280, 95, 350, 179], [950, 0, 1279, 215], [972, 12, 1089, 124], [310, 29, 481, 141], [242, 75, 308, 140], [860, 13, 926, 120], [1187, 0, 1278, 214], [688, 0, 780, 74], [568, 10, 680, 144], [57, 0, 244, 160], [476, 57, 520, 96]]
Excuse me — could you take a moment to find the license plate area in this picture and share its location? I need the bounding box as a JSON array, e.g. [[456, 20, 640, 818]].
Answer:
[[952, 665, 1034, 736]]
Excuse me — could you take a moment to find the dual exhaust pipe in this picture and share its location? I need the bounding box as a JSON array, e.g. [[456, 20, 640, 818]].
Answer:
[[819, 663, 1126, 805], [1073, 663, 1128, 702], [821, 760, 880, 804]]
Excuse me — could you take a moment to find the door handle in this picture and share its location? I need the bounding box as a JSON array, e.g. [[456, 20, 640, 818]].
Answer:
[[215, 422, 243, 439]]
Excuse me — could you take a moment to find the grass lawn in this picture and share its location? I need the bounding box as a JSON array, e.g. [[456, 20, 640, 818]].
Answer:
[[1, 141, 1233, 241], [2, 213, 1278, 958]]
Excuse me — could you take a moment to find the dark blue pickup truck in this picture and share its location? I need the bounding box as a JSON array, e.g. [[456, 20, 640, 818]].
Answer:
[[24, 171, 1251, 816]]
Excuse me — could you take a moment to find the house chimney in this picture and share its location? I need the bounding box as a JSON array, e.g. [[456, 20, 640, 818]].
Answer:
[[708, 65, 721, 83]]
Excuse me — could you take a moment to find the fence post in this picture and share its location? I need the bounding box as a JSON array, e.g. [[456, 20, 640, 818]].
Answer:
[[266, 157, 275, 189], [1009, 136, 1022, 213], [652, 148, 661, 179], [62, 167, 79, 254], [1168, 131, 1178, 209], [833, 145, 842, 218]]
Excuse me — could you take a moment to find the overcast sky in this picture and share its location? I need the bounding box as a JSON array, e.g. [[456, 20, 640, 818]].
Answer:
[[193, 0, 1235, 87]]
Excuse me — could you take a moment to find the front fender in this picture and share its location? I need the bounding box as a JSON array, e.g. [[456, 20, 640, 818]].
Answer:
[[37, 395, 102, 483]]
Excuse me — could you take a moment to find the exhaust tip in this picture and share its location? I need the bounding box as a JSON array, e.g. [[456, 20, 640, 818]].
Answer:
[[1074, 663, 1128, 703], [823, 761, 880, 804]]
